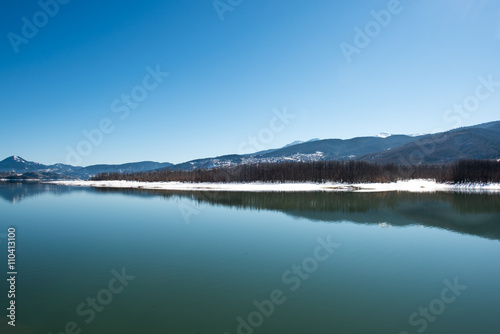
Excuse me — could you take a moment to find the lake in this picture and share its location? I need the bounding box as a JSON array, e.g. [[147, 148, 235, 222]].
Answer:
[[1, 182, 499, 334]]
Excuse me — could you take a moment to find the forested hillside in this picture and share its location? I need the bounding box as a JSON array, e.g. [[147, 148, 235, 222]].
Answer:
[[91, 160, 500, 184]]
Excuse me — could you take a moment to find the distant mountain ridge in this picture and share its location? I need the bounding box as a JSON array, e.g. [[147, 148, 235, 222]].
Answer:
[[357, 121, 500, 164], [2, 121, 500, 180], [0, 157, 173, 180], [170, 121, 500, 170]]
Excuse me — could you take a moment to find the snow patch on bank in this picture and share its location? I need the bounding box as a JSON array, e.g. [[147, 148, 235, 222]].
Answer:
[[47, 180, 500, 193]]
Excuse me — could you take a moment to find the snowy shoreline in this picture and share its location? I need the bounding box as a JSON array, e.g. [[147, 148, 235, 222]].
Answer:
[[46, 180, 500, 193]]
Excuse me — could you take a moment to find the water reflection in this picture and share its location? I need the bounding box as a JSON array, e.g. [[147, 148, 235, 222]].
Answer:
[[0, 182, 84, 204], [2, 182, 499, 241], [96, 188, 500, 241]]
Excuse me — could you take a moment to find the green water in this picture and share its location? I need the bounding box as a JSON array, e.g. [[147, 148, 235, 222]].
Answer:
[[1, 182, 499, 334]]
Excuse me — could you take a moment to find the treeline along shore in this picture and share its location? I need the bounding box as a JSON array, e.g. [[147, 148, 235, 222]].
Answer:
[[90, 160, 500, 184]]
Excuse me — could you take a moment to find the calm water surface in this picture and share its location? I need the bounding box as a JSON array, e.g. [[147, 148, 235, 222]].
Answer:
[[1, 182, 499, 334]]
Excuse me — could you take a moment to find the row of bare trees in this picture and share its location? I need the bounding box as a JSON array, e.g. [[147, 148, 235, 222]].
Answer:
[[90, 160, 500, 184]]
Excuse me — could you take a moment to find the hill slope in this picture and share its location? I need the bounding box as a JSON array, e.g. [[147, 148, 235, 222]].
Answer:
[[2, 121, 500, 179], [0, 157, 173, 180], [357, 121, 500, 164]]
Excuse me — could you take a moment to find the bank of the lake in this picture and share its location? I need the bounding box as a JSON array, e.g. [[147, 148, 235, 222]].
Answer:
[[47, 179, 500, 193]]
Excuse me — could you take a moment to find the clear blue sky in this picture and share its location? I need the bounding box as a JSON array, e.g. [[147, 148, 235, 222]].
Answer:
[[1, 0, 499, 165]]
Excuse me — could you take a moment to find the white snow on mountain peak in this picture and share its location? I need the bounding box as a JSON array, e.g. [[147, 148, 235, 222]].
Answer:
[[282, 138, 321, 149], [282, 140, 304, 148], [376, 133, 392, 138]]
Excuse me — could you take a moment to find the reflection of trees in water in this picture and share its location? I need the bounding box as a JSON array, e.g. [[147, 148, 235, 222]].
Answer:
[[93, 188, 500, 241], [92, 187, 500, 215], [446, 192, 500, 214], [3, 182, 499, 216], [2, 182, 500, 241], [0, 182, 84, 204]]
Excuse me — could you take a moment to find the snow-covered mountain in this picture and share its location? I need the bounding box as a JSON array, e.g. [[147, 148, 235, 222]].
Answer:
[[282, 138, 320, 148], [169, 134, 417, 170], [0, 157, 173, 180], [0, 156, 43, 172], [2, 121, 500, 180], [168, 121, 500, 170]]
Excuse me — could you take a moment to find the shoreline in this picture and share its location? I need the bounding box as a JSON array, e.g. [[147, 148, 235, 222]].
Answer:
[[46, 180, 500, 193]]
